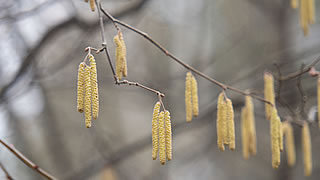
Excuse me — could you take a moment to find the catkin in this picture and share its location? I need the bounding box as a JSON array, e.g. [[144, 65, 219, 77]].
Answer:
[[291, 0, 299, 8], [300, 0, 309, 36], [302, 122, 312, 176], [246, 96, 256, 155], [89, 0, 95, 11], [217, 92, 225, 151], [282, 122, 296, 166], [318, 76, 320, 128], [84, 66, 92, 128], [241, 107, 249, 159], [191, 75, 199, 117], [271, 108, 280, 169], [307, 0, 315, 24], [152, 102, 161, 160], [158, 111, 166, 165], [264, 72, 275, 121], [185, 72, 193, 122], [114, 34, 123, 80], [165, 110, 172, 161], [77, 63, 85, 113], [119, 32, 127, 77], [226, 98, 235, 150], [279, 118, 283, 152], [89, 55, 99, 120]]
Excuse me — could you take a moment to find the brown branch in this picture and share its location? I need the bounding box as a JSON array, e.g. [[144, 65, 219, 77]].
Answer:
[[278, 56, 320, 81], [98, 4, 272, 105], [0, 139, 57, 180], [0, 162, 13, 180], [94, 0, 165, 98]]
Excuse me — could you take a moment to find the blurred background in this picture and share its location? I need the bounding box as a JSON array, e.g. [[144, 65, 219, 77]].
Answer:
[[1, 0, 320, 179]]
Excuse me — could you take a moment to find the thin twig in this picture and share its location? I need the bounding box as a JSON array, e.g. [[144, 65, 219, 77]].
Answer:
[[0, 162, 13, 180], [117, 80, 165, 97], [99, 4, 272, 105], [0, 139, 57, 180]]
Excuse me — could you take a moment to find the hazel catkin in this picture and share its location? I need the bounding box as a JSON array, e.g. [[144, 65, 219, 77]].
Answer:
[[152, 102, 161, 160], [302, 122, 312, 176], [89, 0, 95, 11], [282, 122, 296, 166], [191, 75, 199, 117], [77, 63, 85, 113], [270, 108, 280, 169], [264, 72, 275, 121], [185, 72, 192, 122], [246, 96, 256, 155], [165, 110, 172, 161], [226, 98, 235, 150], [89, 55, 99, 120], [241, 107, 249, 159], [217, 92, 226, 151], [84, 66, 92, 128], [158, 111, 166, 165]]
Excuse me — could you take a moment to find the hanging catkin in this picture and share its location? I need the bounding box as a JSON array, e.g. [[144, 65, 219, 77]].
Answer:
[[191, 75, 199, 117], [119, 32, 127, 77], [114, 34, 124, 80], [158, 111, 166, 165], [246, 96, 256, 155], [217, 92, 226, 151], [270, 108, 280, 169], [77, 63, 85, 113], [152, 102, 160, 160], [279, 119, 283, 152], [302, 122, 312, 176], [84, 66, 92, 128], [264, 72, 275, 121], [89, 55, 99, 120], [282, 122, 296, 167], [241, 107, 249, 159], [226, 98, 235, 150], [300, 0, 309, 36], [291, 0, 299, 8], [317, 76, 320, 128], [185, 72, 192, 122], [165, 110, 172, 161], [89, 0, 95, 11], [307, 0, 315, 24]]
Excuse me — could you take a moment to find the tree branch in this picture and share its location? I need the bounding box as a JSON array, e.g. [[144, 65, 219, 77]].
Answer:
[[0, 162, 13, 180], [0, 139, 57, 180]]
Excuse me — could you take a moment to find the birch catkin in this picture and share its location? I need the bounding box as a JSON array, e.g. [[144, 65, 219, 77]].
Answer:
[[114, 34, 123, 80], [158, 111, 166, 165], [302, 122, 312, 176], [77, 63, 85, 113], [89, 55, 99, 120], [217, 92, 225, 151], [241, 107, 249, 159], [246, 96, 256, 155], [264, 72, 275, 121], [271, 108, 280, 168], [165, 110, 172, 161], [185, 72, 192, 122], [282, 122, 296, 167], [152, 102, 160, 160], [317, 76, 320, 128], [191, 75, 199, 117], [89, 0, 95, 11], [84, 66, 92, 128], [226, 98, 235, 150]]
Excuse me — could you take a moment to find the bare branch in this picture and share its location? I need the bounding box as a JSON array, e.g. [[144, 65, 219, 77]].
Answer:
[[0, 162, 13, 180]]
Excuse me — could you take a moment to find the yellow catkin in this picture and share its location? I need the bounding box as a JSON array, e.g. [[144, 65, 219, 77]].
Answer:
[[241, 107, 249, 159], [152, 102, 161, 160], [185, 72, 193, 122], [279, 118, 283, 152], [246, 96, 256, 155], [222, 98, 228, 146], [307, 0, 315, 24], [77, 63, 85, 113], [264, 72, 275, 121], [114, 34, 123, 80], [119, 32, 127, 77], [291, 0, 299, 8], [165, 110, 172, 161], [226, 98, 235, 150], [282, 122, 296, 166], [318, 76, 320, 128], [191, 75, 199, 117], [158, 111, 166, 165], [217, 92, 225, 151], [302, 122, 312, 176], [84, 66, 92, 128], [300, 0, 309, 36], [271, 108, 280, 169], [89, 55, 99, 120], [89, 0, 95, 11]]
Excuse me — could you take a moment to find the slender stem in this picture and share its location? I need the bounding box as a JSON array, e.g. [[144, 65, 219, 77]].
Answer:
[[99, 5, 273, 105], [0, 162, 13, 180], [0, 139, 57, 180]]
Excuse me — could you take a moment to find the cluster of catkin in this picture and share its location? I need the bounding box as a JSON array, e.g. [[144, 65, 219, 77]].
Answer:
[[114, 32, 128, 80], [241, 95, 257, 159], [77, 54, 99, 128], [185, 72, 199, 122], [290, 0, 315, 36], [152, 102, 172, 165], [84, 0, 96, 11], [216, 92, 235, 151]]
